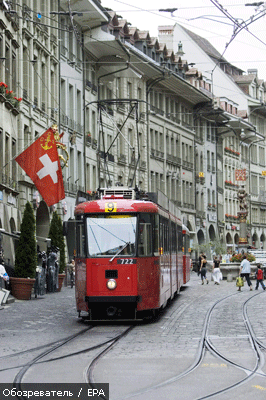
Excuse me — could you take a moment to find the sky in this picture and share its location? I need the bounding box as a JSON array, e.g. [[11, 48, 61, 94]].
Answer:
[[102, 0, 266, 80]]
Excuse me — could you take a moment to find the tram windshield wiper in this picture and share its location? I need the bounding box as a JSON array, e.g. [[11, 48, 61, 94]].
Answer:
[[109, 242, 130, 262]]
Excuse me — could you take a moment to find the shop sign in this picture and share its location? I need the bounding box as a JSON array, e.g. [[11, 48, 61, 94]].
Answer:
[[208, 213, 217, 222], [0, 191, 3, 201], [7, 194, 16, 205]]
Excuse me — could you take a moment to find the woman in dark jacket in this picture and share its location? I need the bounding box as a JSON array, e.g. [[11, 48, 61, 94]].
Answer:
[[200, 255, 208, 284]]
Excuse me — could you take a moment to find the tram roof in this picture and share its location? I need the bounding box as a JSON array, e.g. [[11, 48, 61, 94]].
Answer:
[[75, 198, 182, 225], [75, 199, 159, 215]]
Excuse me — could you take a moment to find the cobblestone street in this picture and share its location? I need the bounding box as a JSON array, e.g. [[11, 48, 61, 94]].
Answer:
[[1, 272, 266, 400]]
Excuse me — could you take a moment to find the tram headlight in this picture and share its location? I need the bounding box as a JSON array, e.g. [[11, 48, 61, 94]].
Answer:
[[107, 279, 117, 290]]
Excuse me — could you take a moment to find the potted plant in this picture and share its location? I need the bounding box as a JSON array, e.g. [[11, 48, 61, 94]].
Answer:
[[0, 82, 8, 102], [10, 202, 36, 300], [230, 253, 255, 263], [48, 211, 66, 291]]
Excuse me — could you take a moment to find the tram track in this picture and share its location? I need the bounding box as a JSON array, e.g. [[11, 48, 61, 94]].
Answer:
[[196, 291, 266, 399], [0, 325, 94, 362], [0, 325, 135, 400], [93, 290, 266, 400]]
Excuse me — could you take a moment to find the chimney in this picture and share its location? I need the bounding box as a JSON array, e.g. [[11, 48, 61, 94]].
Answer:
[[247, 69, 258, 76], [176, 41, 184, 57]]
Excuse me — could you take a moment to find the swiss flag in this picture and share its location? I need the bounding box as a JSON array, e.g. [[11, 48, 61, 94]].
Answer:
[[16, 128, 65, 207]]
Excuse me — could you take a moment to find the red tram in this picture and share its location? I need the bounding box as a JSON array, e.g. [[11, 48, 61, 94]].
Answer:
[[73, 188, 190, 320]]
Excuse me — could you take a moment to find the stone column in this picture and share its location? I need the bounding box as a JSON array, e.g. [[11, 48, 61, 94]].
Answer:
[[237, 186, 248, 253]]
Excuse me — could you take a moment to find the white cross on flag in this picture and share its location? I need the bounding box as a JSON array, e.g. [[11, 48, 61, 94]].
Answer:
[[16, 128, 65, 206]]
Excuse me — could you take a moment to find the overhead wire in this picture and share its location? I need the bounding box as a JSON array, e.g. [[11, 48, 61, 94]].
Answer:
[[3, 2, 264, 147], [8, 1, 266, 78], [103, 0, 266, 74]]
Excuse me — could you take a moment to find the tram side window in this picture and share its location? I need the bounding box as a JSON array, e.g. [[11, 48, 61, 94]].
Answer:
[[164, 221, 169, 253], [138, 213, 152, 256], [184, 234, 189, 254], [171, 221, 177, 253], [153, 215, 159, 256], [177, 225, 182, 252], [76, 222, 86, 257], [159, 216, 170, 254]]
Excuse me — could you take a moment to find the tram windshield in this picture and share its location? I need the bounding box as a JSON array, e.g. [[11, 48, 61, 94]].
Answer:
[[86, 215, 137, 257]]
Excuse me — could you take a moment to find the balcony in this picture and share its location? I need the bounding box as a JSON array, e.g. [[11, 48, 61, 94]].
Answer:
[[174, 200, 182, 207], [99, 151, 114, 162], [86, 134, 91, 146], [107, 105, 114, 116], [0, 173, 18, 193], [225, 180, 239, 190], [86, 80, 92, 89], [60, 45, 68, 58], [118, 154, 126, 164], [198, 211, 206, 219], [224, 147, 240, 157], [225, 214, 239, 223], [51, 34, 57, 44], [183, 160, 193, 170], [140, 160, 146, 170], [167, 154, 182, 166], [92, 139, 97, 149], [150, 105, 164, 116], [91, 84, 98, 93]]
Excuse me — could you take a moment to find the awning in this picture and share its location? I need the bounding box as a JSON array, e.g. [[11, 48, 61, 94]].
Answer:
[[59, 0, 109, 29], [84, 33, 211, 106]]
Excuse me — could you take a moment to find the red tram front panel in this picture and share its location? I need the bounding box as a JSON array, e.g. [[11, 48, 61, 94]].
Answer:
[[84, 257, 160, 311], [87, 258, 137, 297]]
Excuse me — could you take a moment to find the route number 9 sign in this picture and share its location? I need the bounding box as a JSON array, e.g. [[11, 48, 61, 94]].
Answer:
[[105, 202, 117, 212]]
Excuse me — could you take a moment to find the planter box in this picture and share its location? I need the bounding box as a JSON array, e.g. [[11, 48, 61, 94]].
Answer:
[[57, 274, 66, 292], [220, 263, 258, 279], [10, 277, 35, 300]]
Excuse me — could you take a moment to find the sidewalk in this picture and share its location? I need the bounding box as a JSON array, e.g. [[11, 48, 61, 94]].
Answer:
[[0, 285, 79, 358]]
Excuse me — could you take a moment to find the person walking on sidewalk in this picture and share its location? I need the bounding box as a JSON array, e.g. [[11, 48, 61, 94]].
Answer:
[[239, 255, 253, 291], [212, 256, 222, 285], [255, 264, 266, 290], [200, 254, 209, 285], [198, 253, 203, 276], [68, 259, 75, 288], [0, 263, 9, 290]]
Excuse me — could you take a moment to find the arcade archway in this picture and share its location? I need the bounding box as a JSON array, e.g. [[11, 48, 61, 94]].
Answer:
[[252, 233, 259, 249], [226, 232, 233, 252], [260, 233, 266, 250], [36, 201, 50, 252], [209, 225, 216, 241], [197, 229, 205, 245]]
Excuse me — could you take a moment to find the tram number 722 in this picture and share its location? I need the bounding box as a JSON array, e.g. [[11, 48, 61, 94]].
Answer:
[[117, 259, 137, 264]]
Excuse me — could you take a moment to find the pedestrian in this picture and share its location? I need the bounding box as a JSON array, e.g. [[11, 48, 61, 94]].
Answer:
[[200, 254, 209, 284], [198, 253, 203, 276], [68, 259, 75, 288], [239, 255, 253, 291], [255, 264, 266, 291], [0, 263, 9, 290], [212, 256, 222, 285]]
